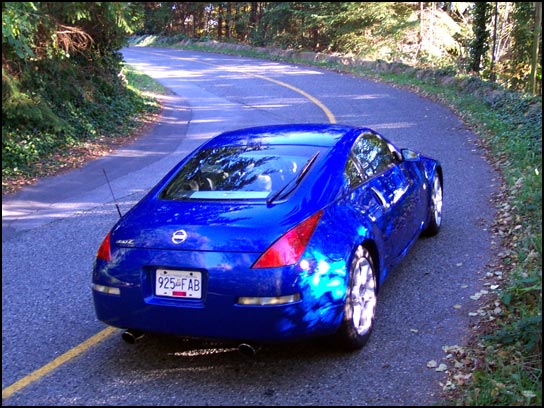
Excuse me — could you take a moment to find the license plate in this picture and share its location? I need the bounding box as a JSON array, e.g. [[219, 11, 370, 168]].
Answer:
[[155, 269, 202, 299]]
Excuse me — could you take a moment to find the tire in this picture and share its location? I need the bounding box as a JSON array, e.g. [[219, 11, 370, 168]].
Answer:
[[336, 245, 377, 350], [423, 175, 443, 237]]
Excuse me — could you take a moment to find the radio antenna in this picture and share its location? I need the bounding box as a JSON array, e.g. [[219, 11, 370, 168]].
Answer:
[[103, 169, 122, 218]]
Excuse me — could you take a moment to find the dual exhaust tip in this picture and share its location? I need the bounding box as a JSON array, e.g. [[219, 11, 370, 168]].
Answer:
[[121, 330, 260, 356], [121, 329, 145, 344], [237, 342, 261, 357]]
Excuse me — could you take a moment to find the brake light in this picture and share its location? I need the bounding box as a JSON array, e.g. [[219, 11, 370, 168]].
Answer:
[[252, 210, 323, 268], [97, 232, 112, 262]]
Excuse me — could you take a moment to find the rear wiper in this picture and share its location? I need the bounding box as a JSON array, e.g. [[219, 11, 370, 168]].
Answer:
[[266, 151, 320, 205]]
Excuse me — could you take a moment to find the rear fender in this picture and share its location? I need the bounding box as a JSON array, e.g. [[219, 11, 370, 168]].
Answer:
[[325, 200, 387, 292], [421, 158, 443, 189]]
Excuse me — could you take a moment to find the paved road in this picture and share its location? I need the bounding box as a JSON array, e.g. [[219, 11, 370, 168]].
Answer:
[[2, 47, 500, 405]]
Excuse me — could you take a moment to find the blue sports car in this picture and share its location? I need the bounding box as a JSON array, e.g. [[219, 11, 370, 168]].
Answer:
[[92, 124, 443, 352]]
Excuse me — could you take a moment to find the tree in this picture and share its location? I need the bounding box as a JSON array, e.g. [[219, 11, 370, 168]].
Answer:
[[529, 2, 542, 95], [508, 2, 540, 93], [469, 1, 491, 74], [3, 2, 135, 153]]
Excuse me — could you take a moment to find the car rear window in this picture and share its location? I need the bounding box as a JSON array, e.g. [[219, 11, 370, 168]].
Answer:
[[160, 145, 318, 201]]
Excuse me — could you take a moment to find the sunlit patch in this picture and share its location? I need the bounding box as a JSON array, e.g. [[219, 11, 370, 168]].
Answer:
[[311, 273, 321, 286], [173, 347, 238, 357], [293, 247, 349, 330], [317, 260, 330, 274], [332, 287, 345, 301], [237, 293, 301, 306], [357, 225, 369, 237]]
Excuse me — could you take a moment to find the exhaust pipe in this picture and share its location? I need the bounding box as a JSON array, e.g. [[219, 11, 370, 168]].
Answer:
[[238, 342, 260, 357], [122, 329, 144, 344]]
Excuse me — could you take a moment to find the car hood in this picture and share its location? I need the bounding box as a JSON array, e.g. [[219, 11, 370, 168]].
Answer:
[[109, 199, 309, 252]]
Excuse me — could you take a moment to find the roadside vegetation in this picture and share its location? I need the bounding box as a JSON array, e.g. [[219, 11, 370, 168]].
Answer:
[[2, 61, 162, 193], [2, 2, 541, 405], [2, 2, 162, 194]]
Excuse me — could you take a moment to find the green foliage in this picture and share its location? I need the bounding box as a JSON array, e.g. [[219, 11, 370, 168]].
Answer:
[[256, 2, 417, 54], [40, 2, 130, 52], [123, 63, 170, 94], [257, 2, 311, 49], [325, 2, 421, 59], [2, 2, 40, 59], [121, 2, 146, 35], [2, 2, 155, 179], [469, 1, 491, 73], [2, 68, 66, 131], [508, 2, 540, 93], [494, 278, 542, 353]]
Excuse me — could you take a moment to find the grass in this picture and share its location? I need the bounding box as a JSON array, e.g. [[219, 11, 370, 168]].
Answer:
[[130, 37, 541, 406], [123, 64, 172, 95]]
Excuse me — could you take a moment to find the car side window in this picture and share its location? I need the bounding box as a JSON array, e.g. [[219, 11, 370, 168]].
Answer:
[[352, 132, 397, 178], [345, 155, 364, 188]]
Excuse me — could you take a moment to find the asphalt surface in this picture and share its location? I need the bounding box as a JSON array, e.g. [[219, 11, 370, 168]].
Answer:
[[2, 47, 501, 406]]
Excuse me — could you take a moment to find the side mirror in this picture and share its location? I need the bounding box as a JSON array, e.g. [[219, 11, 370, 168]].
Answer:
[[401, 148, 421, 161]]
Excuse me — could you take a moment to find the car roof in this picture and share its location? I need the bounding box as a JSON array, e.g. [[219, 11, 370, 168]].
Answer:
[[202, 123, 364, 148]]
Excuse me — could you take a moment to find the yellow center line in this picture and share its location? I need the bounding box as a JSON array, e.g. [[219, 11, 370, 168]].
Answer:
[[139, 49, 337, 123], [2, 327, 117, 400], [250, 73, 336, 124]]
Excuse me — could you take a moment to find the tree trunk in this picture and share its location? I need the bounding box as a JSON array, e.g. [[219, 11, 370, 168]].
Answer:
[[530, 2, 542, 95]]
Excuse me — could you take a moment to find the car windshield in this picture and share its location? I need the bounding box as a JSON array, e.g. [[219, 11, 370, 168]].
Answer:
[[160, 145, 319, 201]]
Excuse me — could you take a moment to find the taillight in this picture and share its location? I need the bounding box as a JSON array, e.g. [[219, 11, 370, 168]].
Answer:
[[252, 210, 323, 269], [96, 232, 112, 262]]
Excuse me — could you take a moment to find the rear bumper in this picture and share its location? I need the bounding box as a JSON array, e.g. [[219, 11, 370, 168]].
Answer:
[[93, 288, 344, 342], [92, 246, 349, 342]]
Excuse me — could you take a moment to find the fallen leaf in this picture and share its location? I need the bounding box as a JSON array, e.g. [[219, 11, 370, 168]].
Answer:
[[522, 390, 537, 399], [427, 360, 438, 368], [442, 380, 455, 391]]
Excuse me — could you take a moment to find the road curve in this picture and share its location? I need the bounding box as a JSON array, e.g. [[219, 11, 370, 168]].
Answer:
[[2, 47, 499, 406]]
